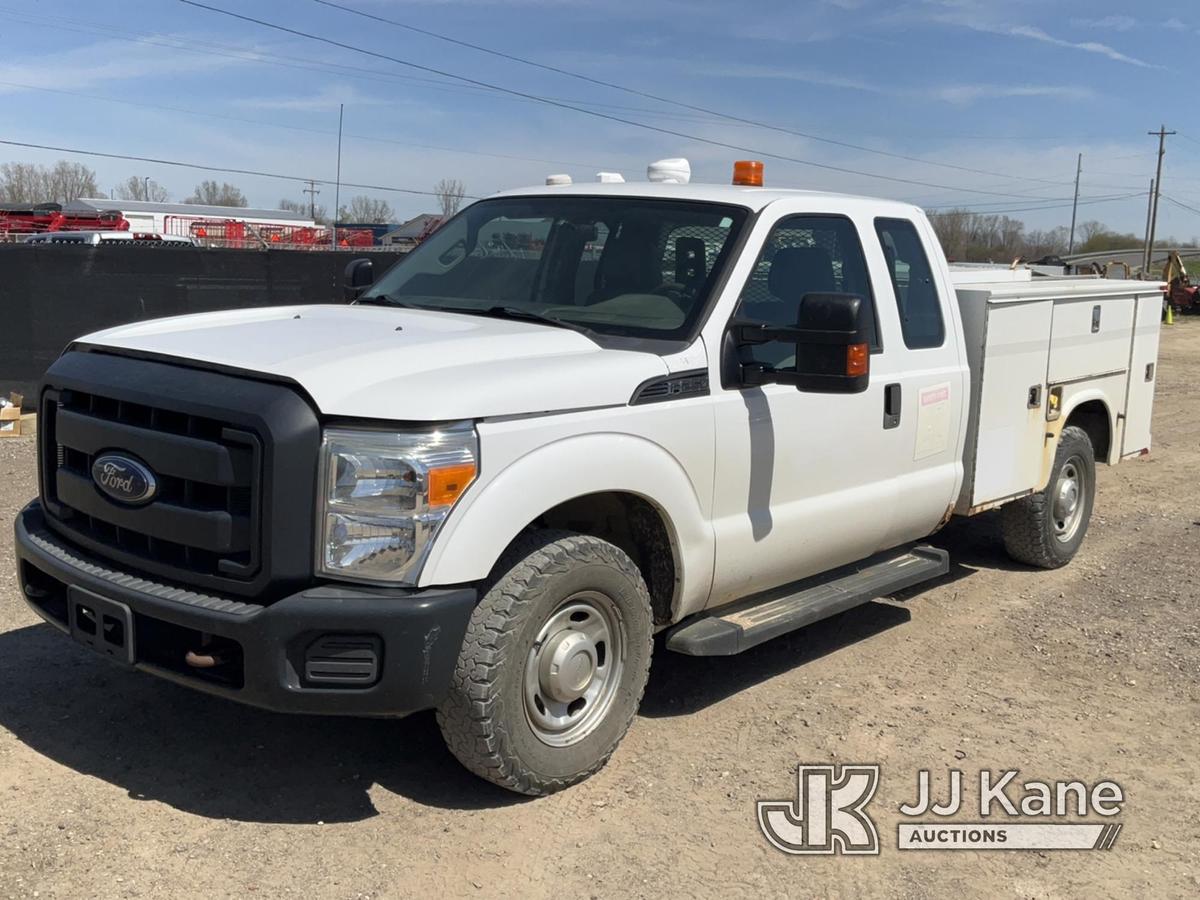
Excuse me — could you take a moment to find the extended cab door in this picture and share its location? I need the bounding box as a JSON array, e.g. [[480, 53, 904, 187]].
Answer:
[[705, 205, 967, 608]]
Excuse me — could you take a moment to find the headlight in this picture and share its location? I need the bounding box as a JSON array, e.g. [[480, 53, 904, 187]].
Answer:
[[317, 424, 477, 584]]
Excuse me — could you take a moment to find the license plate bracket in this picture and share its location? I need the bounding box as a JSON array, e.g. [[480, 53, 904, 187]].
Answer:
[[67, 586, 136, 666]]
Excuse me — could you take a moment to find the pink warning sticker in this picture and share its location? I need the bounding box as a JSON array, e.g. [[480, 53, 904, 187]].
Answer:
[[921, 385, 950, 406]]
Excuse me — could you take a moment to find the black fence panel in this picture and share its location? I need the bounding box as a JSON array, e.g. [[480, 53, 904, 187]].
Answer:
[[1, 245, 404, 405]]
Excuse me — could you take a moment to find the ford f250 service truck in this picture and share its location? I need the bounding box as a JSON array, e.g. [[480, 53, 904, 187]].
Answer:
[[14, 160, 1163, 794]]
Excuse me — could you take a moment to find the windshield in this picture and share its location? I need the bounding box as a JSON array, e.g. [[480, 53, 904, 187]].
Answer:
[[361, 196, 749, 340]]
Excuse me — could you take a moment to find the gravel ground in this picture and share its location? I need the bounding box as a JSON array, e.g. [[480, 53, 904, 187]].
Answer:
[[0, 323, 1197, 899]]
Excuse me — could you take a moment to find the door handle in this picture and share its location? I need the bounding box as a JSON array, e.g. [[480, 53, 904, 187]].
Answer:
[[883, 383, 902, 430]]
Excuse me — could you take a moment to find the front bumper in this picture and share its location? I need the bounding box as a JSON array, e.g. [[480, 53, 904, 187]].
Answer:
[[14, 502, 476, 716]]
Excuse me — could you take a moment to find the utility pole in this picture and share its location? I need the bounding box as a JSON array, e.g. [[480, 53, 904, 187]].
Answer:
[[1067, 153, 1082, 255], [143, 176, 150, 201], [1144, 125, 1175, 273], [1143, 178, 1155, 273], [332, 103, 344, 248], [302, 179, 321, 218]]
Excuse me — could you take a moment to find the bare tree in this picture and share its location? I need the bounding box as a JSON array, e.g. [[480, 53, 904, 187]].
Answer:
[[185, 180, 248, 207], [0, 160, 99, 204], [1077, 221, 1107, 245], [46, 161, 100, 203], [116, 176, 170, 203], [0, 162, 43, 204], [434, 178, 465, 217], [338, 195, 392, 223], [929, 208, 1073, 262], [279, 197, 329, 225]]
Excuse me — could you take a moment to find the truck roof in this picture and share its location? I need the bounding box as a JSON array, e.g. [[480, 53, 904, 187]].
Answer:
[[491, 181, 926, 216]]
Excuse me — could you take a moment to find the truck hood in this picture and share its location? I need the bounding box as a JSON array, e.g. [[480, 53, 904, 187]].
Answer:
[[79, 304, 670, 420]]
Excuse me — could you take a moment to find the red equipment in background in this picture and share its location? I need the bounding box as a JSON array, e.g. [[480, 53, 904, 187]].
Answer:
[[166, 216, 374, 250], [0, 203, 129, 236], [1162, 250, 1199, 315]]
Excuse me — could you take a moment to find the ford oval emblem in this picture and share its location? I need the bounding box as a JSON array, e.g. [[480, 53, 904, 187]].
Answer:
[[91, 454, 158, 506]]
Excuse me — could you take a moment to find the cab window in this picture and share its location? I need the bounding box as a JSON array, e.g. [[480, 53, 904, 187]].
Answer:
[[734, 215, 879, 369], [875, 217, 945, 349]]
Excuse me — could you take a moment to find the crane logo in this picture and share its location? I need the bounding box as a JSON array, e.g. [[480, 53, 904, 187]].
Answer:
[[757, 765, 880, 855]]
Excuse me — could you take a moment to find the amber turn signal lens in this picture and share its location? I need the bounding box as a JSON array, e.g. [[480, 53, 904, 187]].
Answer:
[[428, 463, 477, 508], [846, 343, 869, 377], [732, 160, 764, 187]]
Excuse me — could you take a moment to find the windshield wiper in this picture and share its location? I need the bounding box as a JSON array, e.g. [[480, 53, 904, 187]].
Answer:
[[469, 305, 594, 336], [355, 297, 596, 338], [354, 293, 416, 309]]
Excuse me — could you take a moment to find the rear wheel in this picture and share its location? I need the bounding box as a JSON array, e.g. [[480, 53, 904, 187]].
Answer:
[[1002, 425, 1096, 568], [436, 531, 654, 795]]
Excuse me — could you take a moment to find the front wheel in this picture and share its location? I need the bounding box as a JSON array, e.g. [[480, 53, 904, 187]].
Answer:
[[436, 531, 654, 795], [1001, 425, 1096, 568]]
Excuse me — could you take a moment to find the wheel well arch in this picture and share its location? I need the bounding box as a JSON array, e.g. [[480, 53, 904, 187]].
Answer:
[[519, 491, 678, 625], [1064, 399, 1112, 462]]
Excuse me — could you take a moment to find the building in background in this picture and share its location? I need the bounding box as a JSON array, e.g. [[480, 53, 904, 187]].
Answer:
[[381, 213, 442, 248], [65, 198, 315, 234]]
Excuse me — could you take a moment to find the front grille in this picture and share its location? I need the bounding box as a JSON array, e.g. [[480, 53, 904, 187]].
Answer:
[[42, 387, 261, 582]]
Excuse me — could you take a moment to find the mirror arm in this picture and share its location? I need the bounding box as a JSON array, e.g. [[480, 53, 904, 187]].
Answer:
[[732, 320, 802, 346], [740, 362, 802, 387]]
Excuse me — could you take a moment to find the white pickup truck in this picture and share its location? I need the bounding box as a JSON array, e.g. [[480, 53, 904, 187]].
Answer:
[[14, 161, 1163, 794]]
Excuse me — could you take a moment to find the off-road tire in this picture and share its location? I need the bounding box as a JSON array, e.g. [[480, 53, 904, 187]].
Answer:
[[1002, 425, 1096, 568], [436, 530, 654, 795]]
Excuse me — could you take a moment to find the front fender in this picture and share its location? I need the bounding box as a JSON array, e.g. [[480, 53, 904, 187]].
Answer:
[[418, 432, 715, 619]]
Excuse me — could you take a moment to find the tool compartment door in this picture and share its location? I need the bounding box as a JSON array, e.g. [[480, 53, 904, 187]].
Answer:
[[1047, 296, 1136, 384], [1121, 293, 1162, 456], [970, 300, 1052, 507]]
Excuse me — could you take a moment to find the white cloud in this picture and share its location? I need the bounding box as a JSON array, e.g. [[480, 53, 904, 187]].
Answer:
[[692, 62, 1092, 108], [233, 85, 395, 113], [0, 37, 245, 94], [934, 83, 1095, 105], [923, 4, 1159, 68], [687, 62, 890, 94], [1002, 24, 1157, 68], [1070, 15, 1137, 32]]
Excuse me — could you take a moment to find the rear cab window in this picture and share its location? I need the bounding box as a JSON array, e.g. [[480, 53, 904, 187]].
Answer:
[[874, 217, 945, 349]]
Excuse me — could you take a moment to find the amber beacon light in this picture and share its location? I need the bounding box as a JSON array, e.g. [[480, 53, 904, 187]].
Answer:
[[732, 160, 764, 186]]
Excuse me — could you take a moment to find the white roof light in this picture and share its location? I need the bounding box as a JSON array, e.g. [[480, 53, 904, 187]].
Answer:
[[595, 172, 625, 183], [647, 158, 691, 184], [546, 174, 572, 186]]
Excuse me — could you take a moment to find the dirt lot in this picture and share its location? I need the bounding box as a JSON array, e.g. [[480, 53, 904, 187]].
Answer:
[[1, 323, 1197, 899]]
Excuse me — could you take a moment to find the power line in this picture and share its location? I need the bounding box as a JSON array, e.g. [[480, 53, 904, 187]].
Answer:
[[926, 193, 1143, 217], [1161, 195, 1200, 218], [307, 0, 1074, 188], [0, 137, 475, 199], [175, 0, 1073, 201], [0, 79, 616, 171], [0, 8, 800, 130]]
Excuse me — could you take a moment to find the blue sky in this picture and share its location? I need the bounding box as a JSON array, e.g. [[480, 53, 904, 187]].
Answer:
[[2, 0, 1198, 238]]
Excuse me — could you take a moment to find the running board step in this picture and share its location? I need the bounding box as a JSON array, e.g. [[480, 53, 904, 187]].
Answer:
[[665, 545, 949, 656]]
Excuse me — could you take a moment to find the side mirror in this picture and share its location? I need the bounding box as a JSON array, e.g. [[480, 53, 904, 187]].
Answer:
[[733, 292, 870, 394], [343, 257, 374, 301]]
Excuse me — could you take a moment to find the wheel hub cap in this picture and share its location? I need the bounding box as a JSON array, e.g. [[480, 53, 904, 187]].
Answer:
[[538, 629, 597, 703], [1052, 458, 1086, 542], [523, 593, 626, 748]]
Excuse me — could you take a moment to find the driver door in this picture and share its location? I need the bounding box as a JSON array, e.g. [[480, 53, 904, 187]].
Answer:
[[706, 210, 959, 608]]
